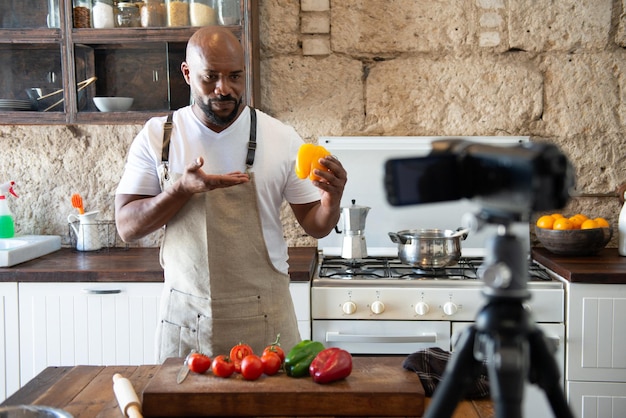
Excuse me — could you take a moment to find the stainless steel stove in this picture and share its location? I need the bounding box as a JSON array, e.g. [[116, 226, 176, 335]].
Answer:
[[310, 137, 565, 417], [312, 253, 563, 328]]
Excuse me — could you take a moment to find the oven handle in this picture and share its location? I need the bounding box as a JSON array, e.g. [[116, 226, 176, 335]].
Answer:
[[325, 332, 438, 344]]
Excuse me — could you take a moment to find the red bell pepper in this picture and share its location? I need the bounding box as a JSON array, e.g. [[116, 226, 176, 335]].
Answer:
[[309, 347, 353, 384]]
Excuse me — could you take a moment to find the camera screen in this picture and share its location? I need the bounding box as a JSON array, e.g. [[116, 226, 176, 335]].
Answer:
[[384, 155, 463, 206]]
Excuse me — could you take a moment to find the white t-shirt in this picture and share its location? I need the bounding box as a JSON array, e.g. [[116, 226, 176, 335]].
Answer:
[[116, 106, 321, 273]]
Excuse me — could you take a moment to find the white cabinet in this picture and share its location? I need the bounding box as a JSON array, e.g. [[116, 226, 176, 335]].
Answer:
[[289, 282, 311, 340], [565, 282, 626, 418], [18, 282, 162, 386], [13, 280, 310, 389], [0, 282, 19, 402]]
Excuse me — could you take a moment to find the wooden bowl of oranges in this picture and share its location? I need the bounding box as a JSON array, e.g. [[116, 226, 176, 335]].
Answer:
[[535, 213, 612, 256]]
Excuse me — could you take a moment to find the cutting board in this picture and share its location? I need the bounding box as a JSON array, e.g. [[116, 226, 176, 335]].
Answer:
[[142, 356, 425, 417]]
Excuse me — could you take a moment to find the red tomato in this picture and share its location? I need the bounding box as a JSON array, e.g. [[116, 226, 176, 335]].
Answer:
[[240, 354, 264, 381], [187, 353, 211, 374], [261, 351, 282, 376], [262, 334, 285, 363], [230, 343, 254, 373], [211, 355, 235, 378]]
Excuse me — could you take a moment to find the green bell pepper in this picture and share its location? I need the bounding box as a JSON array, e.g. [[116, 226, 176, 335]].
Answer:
[[284, 340, 325, 377]]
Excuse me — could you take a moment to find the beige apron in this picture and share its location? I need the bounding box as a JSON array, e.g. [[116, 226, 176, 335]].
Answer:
[[155, 109, 300, 362]]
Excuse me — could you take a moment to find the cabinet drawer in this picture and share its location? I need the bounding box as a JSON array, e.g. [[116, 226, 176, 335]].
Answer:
[[289, 282, 310, 321], [566, 284, 626, 382], [568, 381, 626, 418], [18, 282, 162, 385]]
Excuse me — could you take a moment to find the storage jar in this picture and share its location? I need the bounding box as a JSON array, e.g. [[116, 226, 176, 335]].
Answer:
[[93, 0, 115, 28], [190, 0, 216, 26], [73, 0, 92, 28], [166, 0, 190, 27], [141, 0, 165, 27], [216, 0, 239, 25], [117, 2, 141, 27]]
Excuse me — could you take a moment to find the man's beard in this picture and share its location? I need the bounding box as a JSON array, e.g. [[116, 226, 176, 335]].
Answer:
[[197, 95, 242, 127]]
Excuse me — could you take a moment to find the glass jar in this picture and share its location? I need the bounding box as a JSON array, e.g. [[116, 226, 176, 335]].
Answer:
[[73, 0, 92, 28], [216, 0, 239, 25], [166, 0, 190, 27], [47, 0, 61, 28], [117, 2, 141, 27], [190, 0, 216, 27], [141, 0, 165, 27], [93, 0, 115, 28]]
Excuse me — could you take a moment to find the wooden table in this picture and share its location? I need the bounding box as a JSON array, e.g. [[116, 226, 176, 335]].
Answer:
[[2, 365, 494, 417]]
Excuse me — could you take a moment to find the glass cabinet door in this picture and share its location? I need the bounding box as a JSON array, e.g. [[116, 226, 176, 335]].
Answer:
[[0, 0, 60, 29], [76, 42, 189, 113], [0, 0, 257, 124], [0, 45, 64, 112]]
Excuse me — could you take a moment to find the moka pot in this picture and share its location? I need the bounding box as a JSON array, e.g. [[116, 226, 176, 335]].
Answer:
[[339, 200, 370, 259]]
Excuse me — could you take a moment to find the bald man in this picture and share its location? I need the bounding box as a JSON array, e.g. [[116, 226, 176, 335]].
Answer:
[[115, 26, 346, 361]]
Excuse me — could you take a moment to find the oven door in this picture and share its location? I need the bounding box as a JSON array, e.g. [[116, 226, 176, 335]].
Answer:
[[312, 320, 451, 354]]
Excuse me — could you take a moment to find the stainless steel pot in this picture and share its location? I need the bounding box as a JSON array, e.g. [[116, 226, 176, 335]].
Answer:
[[388, 228, 469, 268]]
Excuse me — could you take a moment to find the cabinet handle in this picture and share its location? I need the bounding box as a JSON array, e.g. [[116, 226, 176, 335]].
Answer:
[[325, 332, 437, 344], [82, 288, 122, 295]]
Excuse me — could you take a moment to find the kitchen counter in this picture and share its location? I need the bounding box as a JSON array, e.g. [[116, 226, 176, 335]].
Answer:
[[0, 246, 318, 283], [1, 364, 494, 418], [532, 247, 626, 284]]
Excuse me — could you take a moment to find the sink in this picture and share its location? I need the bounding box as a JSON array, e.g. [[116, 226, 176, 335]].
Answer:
[[0, 235, 62, 267]]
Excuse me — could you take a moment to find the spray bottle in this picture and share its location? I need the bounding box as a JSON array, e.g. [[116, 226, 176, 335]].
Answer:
[[0, 181, 18, 238]]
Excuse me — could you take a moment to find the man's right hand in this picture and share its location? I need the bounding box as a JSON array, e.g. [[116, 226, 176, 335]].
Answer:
[[180, 156, 250, 193]]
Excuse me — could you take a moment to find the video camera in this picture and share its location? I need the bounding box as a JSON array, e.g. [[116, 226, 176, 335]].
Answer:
[[384, 139, 575, 220]]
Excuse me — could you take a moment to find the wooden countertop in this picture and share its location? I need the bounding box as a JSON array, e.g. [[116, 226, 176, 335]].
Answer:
[[1, 364, 494, 418], [532, 247, 626, 284], [0, 247, 318, 283]]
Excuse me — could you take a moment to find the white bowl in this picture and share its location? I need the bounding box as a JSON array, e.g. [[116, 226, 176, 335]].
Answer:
[[93, 97, 134, 112]]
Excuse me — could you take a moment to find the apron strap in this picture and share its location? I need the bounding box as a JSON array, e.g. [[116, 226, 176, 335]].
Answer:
[[161, 112, 174, 164], [159, 112, 174, 182], [246, 108, 257, 169]]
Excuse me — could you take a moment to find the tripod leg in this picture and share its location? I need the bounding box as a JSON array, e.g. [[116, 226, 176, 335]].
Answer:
[[527, 328, 574, 418], [479, 330, 527, 418], [424, 326, 483, 418]]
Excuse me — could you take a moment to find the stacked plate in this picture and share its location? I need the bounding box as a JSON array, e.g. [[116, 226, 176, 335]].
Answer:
[[0, 99, 33, 111]]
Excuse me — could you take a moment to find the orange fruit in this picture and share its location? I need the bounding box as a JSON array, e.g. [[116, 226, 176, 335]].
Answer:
[[553, 218, 574, 230], [594, 217, 610, 228], [568, 216, 583, 229], [550, 213, 565, 219], [581, 219, 599, 229], [574, 213, 588, 221], [536, 215, 555, 229]]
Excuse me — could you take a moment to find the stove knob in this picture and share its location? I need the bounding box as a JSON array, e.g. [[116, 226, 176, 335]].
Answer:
[[342, 301, 357, 315], [415, 301, 430, 316], [370, 300, 385, 315], [443, 301, 458, 316]]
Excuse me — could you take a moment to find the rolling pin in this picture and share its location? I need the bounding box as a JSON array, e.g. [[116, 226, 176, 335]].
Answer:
[[113, 373, 143, 418]]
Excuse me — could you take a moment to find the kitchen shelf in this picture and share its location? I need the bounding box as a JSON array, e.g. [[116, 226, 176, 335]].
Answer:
[[0, 0, 259, 125]]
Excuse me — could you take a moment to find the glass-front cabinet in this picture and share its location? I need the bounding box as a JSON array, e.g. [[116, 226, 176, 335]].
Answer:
[[0, 0, 258, 124]]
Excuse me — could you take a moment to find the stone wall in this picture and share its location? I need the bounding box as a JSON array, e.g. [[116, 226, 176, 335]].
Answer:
[[1, 0, 625, 249]]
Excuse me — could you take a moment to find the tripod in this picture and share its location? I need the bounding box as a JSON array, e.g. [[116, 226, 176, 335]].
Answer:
[[424, 216, 574, 418]]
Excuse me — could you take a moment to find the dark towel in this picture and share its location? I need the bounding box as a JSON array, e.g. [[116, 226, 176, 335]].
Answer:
[[402, 347, 490, 399]]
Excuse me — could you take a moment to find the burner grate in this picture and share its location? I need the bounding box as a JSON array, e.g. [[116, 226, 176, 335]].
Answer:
[[318, 257, 391, 279], [389, 257, 480, 280], [318, 256, 554, 282]]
